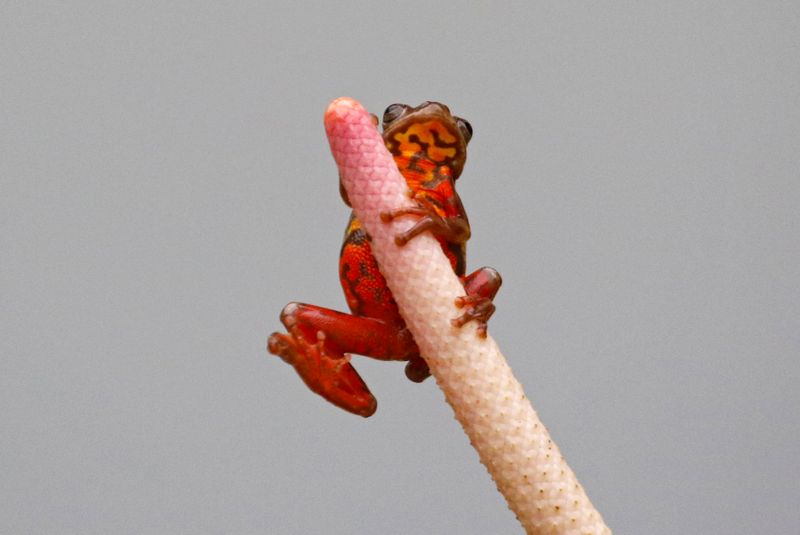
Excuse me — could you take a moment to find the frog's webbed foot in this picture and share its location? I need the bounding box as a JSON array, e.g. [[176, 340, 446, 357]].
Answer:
[[451, 295, 496, 338], [268, 304, 377, 417]]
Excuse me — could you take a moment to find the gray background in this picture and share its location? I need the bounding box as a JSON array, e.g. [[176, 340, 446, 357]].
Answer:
[[2, 2, 798, 533]]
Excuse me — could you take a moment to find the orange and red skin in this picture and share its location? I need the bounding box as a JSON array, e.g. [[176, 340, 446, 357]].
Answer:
[[268, 102, 501, 417]]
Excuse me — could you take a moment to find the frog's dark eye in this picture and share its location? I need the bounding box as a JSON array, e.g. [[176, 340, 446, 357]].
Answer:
[[383, 104, 407, 127], [457, 118, 473, 142]]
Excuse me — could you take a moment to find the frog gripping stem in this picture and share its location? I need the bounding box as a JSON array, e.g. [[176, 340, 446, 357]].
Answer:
[[324, 97, 611, 534]]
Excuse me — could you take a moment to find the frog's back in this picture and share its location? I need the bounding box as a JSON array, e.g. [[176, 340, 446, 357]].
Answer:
[[339, 213, 402, 322]]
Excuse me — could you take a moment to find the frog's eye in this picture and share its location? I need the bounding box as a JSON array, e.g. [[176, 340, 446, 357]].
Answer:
[[382, 104, 407, 127], [457, 118, 473, 143]]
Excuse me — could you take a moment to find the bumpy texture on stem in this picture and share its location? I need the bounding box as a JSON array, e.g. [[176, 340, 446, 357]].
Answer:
[[324, 97, 610, 535]]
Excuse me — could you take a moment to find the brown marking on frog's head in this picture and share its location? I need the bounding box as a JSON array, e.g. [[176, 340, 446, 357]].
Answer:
[[381, 101, 472, 179]]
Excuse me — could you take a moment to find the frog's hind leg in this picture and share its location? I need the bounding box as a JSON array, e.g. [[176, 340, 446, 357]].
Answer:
[[267, 302, 419, 417]]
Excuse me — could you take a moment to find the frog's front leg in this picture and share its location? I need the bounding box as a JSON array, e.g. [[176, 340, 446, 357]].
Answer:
[[380, 195, 470, 246], [267, 302, 419, 417]]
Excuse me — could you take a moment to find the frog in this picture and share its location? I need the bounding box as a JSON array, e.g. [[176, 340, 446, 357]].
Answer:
[[267, 101, 501, 417]]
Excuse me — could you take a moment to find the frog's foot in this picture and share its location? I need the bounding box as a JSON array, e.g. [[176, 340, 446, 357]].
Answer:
[[451, 295, 496, 338], [268, 321, 377, 417]]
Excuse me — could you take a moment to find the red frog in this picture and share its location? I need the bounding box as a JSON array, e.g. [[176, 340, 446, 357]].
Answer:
[[268, 101, 501, 417]]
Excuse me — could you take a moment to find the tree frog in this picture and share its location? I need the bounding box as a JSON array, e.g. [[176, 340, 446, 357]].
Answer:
[[268, 102, 501, 417]]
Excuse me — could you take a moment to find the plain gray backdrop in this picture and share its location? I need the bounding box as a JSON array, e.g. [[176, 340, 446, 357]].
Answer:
[[2, 2, 798, 533]]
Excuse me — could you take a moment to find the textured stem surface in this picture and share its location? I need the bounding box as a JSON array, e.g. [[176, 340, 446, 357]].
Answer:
[[324, 97, 611, 535]]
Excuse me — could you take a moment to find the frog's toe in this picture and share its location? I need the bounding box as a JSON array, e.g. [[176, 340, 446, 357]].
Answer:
[[268, 331, 297, 364]]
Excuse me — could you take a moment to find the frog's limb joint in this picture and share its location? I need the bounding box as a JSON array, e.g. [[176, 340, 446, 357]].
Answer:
[[404, 355, 430, 383]]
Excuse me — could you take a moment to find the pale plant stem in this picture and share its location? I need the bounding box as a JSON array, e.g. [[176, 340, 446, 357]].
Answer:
[[324, 97, 611, 535]]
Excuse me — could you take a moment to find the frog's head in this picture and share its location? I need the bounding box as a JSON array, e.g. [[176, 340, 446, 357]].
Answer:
[[381, 101, 472, 179]]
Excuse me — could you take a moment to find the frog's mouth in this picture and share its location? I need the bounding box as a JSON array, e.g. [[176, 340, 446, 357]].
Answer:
[[383, 112, 468, 179]]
